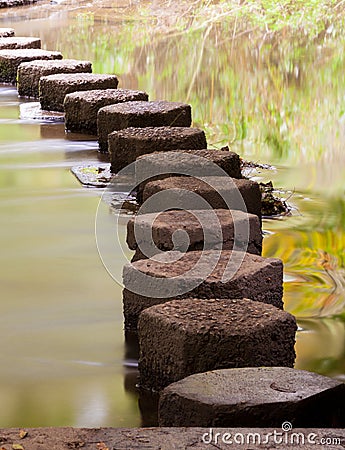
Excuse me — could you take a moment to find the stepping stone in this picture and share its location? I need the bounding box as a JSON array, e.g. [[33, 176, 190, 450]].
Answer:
[[135, 148, 242, 203], [64, 89, 149, 135], [158, 367, 345, 427], [17, 59, 92, 98], [98, 100, 192, 152], [0, 49, 62, 83], [39, 73, 119, 112], [0, 28, 15, 37], [141, 176, 262, 219], [0, 37, 40, 50], [138, 298, 297, 390], [108, 126, 207, 172], [127, 209, 262, 261], [123, 249, 284, 331]]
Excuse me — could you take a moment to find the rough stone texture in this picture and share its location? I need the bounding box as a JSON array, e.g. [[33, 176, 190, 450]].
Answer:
[[123, 249, 284, 331], [0, 427, 343, 449], [0, 49, 63, 84], [138, 298, 297, 390], [0, 37, 40, 50], [98, 100, 192, 152], [127, 209, 262, 261], [0, 28, 15, 37], [39, 73, 119, 112], [64, 88, 149, 135], [135, 148, 242, 203], [109, 126, 207, 171], [17, 59, 92, 98], [0, 0, 36, 7], [159, 367, 345, 428], [142, 175, 262, 219]]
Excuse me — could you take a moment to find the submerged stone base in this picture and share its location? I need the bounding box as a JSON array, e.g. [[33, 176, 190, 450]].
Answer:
[[98, 100, 192, 152], [17, 59, 92, 98], [108, 126, 207, 171], [0, 37, 41, 50], [127, 209, 262, 261], [0, 49, 63, 84], [39, 73, 119, 112], [0, 427, 342, 449], [123, 249, 284, 331], [65, 88, 149, 135], [138, 298, 297, 390], [0, 28, 15, 37], [159, 367, 345, 427]]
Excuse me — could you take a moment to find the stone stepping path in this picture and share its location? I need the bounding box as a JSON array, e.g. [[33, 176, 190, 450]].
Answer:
[[158, 367, 345, 427], [98, 100, 192, 152], [135, 148, 242, 202], [123, 249, 283, 331], [138, 298, 297, 390], [39, 73, 119, 112], [109, 126, 207, 172], [126, 209, 262, 261], [65, 88, 149, 135], [0, 36, 41, 50], [141, 175, 262, 219], [0, 28, 15, 37], [0, 49, 63, 83], [17, 59, 92, 98]]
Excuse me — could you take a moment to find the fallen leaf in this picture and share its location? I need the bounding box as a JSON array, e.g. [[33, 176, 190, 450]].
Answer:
[[19, 430, 28, 439], [96, 443, 109, 450], [12, 444, 24, 450]]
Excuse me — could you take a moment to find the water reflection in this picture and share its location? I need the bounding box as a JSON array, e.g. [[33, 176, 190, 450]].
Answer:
[[0, 0, 344, 428]]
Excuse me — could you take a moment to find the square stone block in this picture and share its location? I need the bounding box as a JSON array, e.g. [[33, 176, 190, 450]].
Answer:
[[138, 298, 297, 390], [123, 249, 284, 331], [0, 49, 63, 83], [127, 209, 262, 261], [64, 89, 149, 135], [0, 28, 15, 38], [39, 73, 119, 112], [98, 100, 192, 152], [17, 59, 92, 98], [108, 126, 207, 172], [0, 37, 41, 50]]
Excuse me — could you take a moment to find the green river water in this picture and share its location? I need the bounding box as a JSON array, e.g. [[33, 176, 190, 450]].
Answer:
[[0, 0, 344, 427]]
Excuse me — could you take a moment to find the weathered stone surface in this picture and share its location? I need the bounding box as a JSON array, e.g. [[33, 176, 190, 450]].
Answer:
[[142, 175, 262, 219], [123, 249, 283, 331], [0, 49, 63, 83], [138, 298, 297, 390], [127, 209, 262, 261], [17, 59, 92, 98], [71, 163, 112, 188], [0, 0, 36, 7], [108, 126, 207, 171], [98, 100, 192, 152], [0, 28, 15, 37], [159, 367, 345, 428], [135, 148, 242, 203], [0, 427, 343, 449], [39, 73, 119, 112], [0, 37, 40, 50], [64, 88, 149, 135]]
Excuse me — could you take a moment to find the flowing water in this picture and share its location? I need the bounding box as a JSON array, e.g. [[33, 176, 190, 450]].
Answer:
[[0, 0, 344, 427]]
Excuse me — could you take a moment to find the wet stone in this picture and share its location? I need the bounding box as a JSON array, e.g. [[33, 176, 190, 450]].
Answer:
[[135, 148, 242, 203], [138, 298, 297, 391], [123, 249, 284, 331], [142, 175, 262, 220], [17, 59, 92, 98], [127, 209, 262, 261], [159, 367, 345, 427], [0, 37, 41, 50], [39, 73, 119, 112], [98, 100, 192, 152], [64, 88, 149, 135], [108, 126, 207, 172], [71, 164, 112, 188], [0, 28, 15, 37], [0, 49, 63, 84]]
